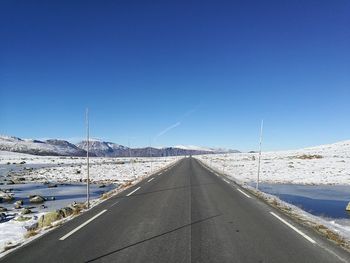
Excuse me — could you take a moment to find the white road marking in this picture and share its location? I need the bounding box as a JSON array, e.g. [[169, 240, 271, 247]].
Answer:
[[270, 212, 316, 244], [147, 178, 154, 183], [223, 179, 231, 185], [110, 201, 119, 207], [59, 209, 107, 241], [237, 188, 251, 198], [126, 187, 141, 196]]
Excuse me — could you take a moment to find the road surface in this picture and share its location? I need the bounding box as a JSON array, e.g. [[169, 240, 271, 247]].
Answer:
[[1, 158, 349, 262]]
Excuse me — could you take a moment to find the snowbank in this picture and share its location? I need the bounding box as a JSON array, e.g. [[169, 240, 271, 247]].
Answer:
[[196, 140, 350, 185]]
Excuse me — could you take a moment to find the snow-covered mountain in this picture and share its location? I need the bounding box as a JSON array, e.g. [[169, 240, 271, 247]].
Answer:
[[0, 135, 240, 157], [76, 140, 129, 157], [175, 145, 214, 152], [0, 136, 87, 156], [75, 141, 219, 157], [175, 145, 240, 153]]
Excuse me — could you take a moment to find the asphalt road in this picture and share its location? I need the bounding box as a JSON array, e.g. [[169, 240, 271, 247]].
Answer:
[[2, 158, 350, 263]]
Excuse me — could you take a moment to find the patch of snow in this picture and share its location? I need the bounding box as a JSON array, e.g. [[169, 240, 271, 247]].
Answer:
[[0, 151, 179, 255], [196, 140, 350, 185], [175, 145, 214, 152]]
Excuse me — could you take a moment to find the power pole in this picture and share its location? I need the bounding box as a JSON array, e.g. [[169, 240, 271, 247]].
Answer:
[[222, 154, 226, 174], [128, 139, 135, 177], [256, 119, 264, 190], [86, 108, 90, 208], [149, 140, 153, 173]]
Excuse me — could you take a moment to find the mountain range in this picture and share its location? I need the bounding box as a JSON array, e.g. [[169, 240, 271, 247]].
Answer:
[[0, 135, 240, 157]]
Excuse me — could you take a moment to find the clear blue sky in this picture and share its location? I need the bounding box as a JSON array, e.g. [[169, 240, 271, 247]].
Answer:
[[1, 1, 349, 151]]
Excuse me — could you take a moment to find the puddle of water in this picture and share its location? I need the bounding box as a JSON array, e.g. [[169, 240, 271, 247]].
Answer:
[[256, 183, 350, 219], [0, 183, 117, 213]]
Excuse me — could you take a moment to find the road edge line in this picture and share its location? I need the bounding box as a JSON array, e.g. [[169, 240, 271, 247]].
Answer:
[[59, 209, 108, 241], [126, 187, 141, 196], [236, 188, 251, 198], [270, 212, 316, 244]]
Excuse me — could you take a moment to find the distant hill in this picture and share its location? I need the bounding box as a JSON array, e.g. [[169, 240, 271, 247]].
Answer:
[[75, 141, 226, 157], [76, 140, 129, 157], [0, 136, 87, 156], [0, 135, 240, 157]]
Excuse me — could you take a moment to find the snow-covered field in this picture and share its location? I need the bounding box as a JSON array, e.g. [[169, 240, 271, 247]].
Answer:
[[196, 140, 350, 185], [196, 140, 350, 247], [1, 140, 350, 255], [0, 151, 178, 255], [0, 151, 177, 184]]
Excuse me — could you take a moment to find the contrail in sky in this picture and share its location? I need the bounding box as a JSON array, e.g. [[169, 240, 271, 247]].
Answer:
[[155, 121, 181, 139], [153, 104, 201, 141]]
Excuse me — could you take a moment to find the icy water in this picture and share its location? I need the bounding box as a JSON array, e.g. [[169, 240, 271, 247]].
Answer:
[[0, 183, 116, 212], [0, 163, 58, 177], [257, 183, 350, 219]]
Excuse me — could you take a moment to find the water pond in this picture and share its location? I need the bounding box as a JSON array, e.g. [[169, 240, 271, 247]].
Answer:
[[257, 183, 350, 219], [0, 183, 117, 213]]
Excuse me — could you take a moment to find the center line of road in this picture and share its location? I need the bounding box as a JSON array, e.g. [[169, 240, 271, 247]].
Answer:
[[270, 212, 317, 244], [236, 188, 251, 198], [59, 209, 107, 241], [147, 178, 154, 183], [110, 201, 120, 207], [126, 187, 141, 196]]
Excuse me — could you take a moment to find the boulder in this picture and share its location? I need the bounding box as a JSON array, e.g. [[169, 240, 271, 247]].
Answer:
[[346, 202, 350, 211], [21, 208, 32, 215], [59, 207, 74, 217], [6, 180, 15, 185], [0, 213, 6, 222], [25, 222, 38, 231], [16, 216, 31, 222], [71, 201, 85, 208], [29, 195, 45, 204], [0, 191, 14, 202], [15, 200, 23, 207], [0, 206, 7, 212], [13, 177, 26, 184], [38, 211, 63, 228]]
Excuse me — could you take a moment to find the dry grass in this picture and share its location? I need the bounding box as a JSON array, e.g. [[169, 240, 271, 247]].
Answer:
[[3, 243, 20, 251], [100, 192, 113, 200], [74, 208, 81, 215], [296, 154, 323, 160], [122, 181, 133, 188], [24, 229, 38, 238]]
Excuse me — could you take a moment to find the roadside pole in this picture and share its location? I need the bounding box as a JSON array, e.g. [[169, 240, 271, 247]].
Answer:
[[149, 140, 153, 173], [222, 155, 226, 174], [256, 119, 264, 190], [128, 139, 135, 177], [86, 108, 90, 209]]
